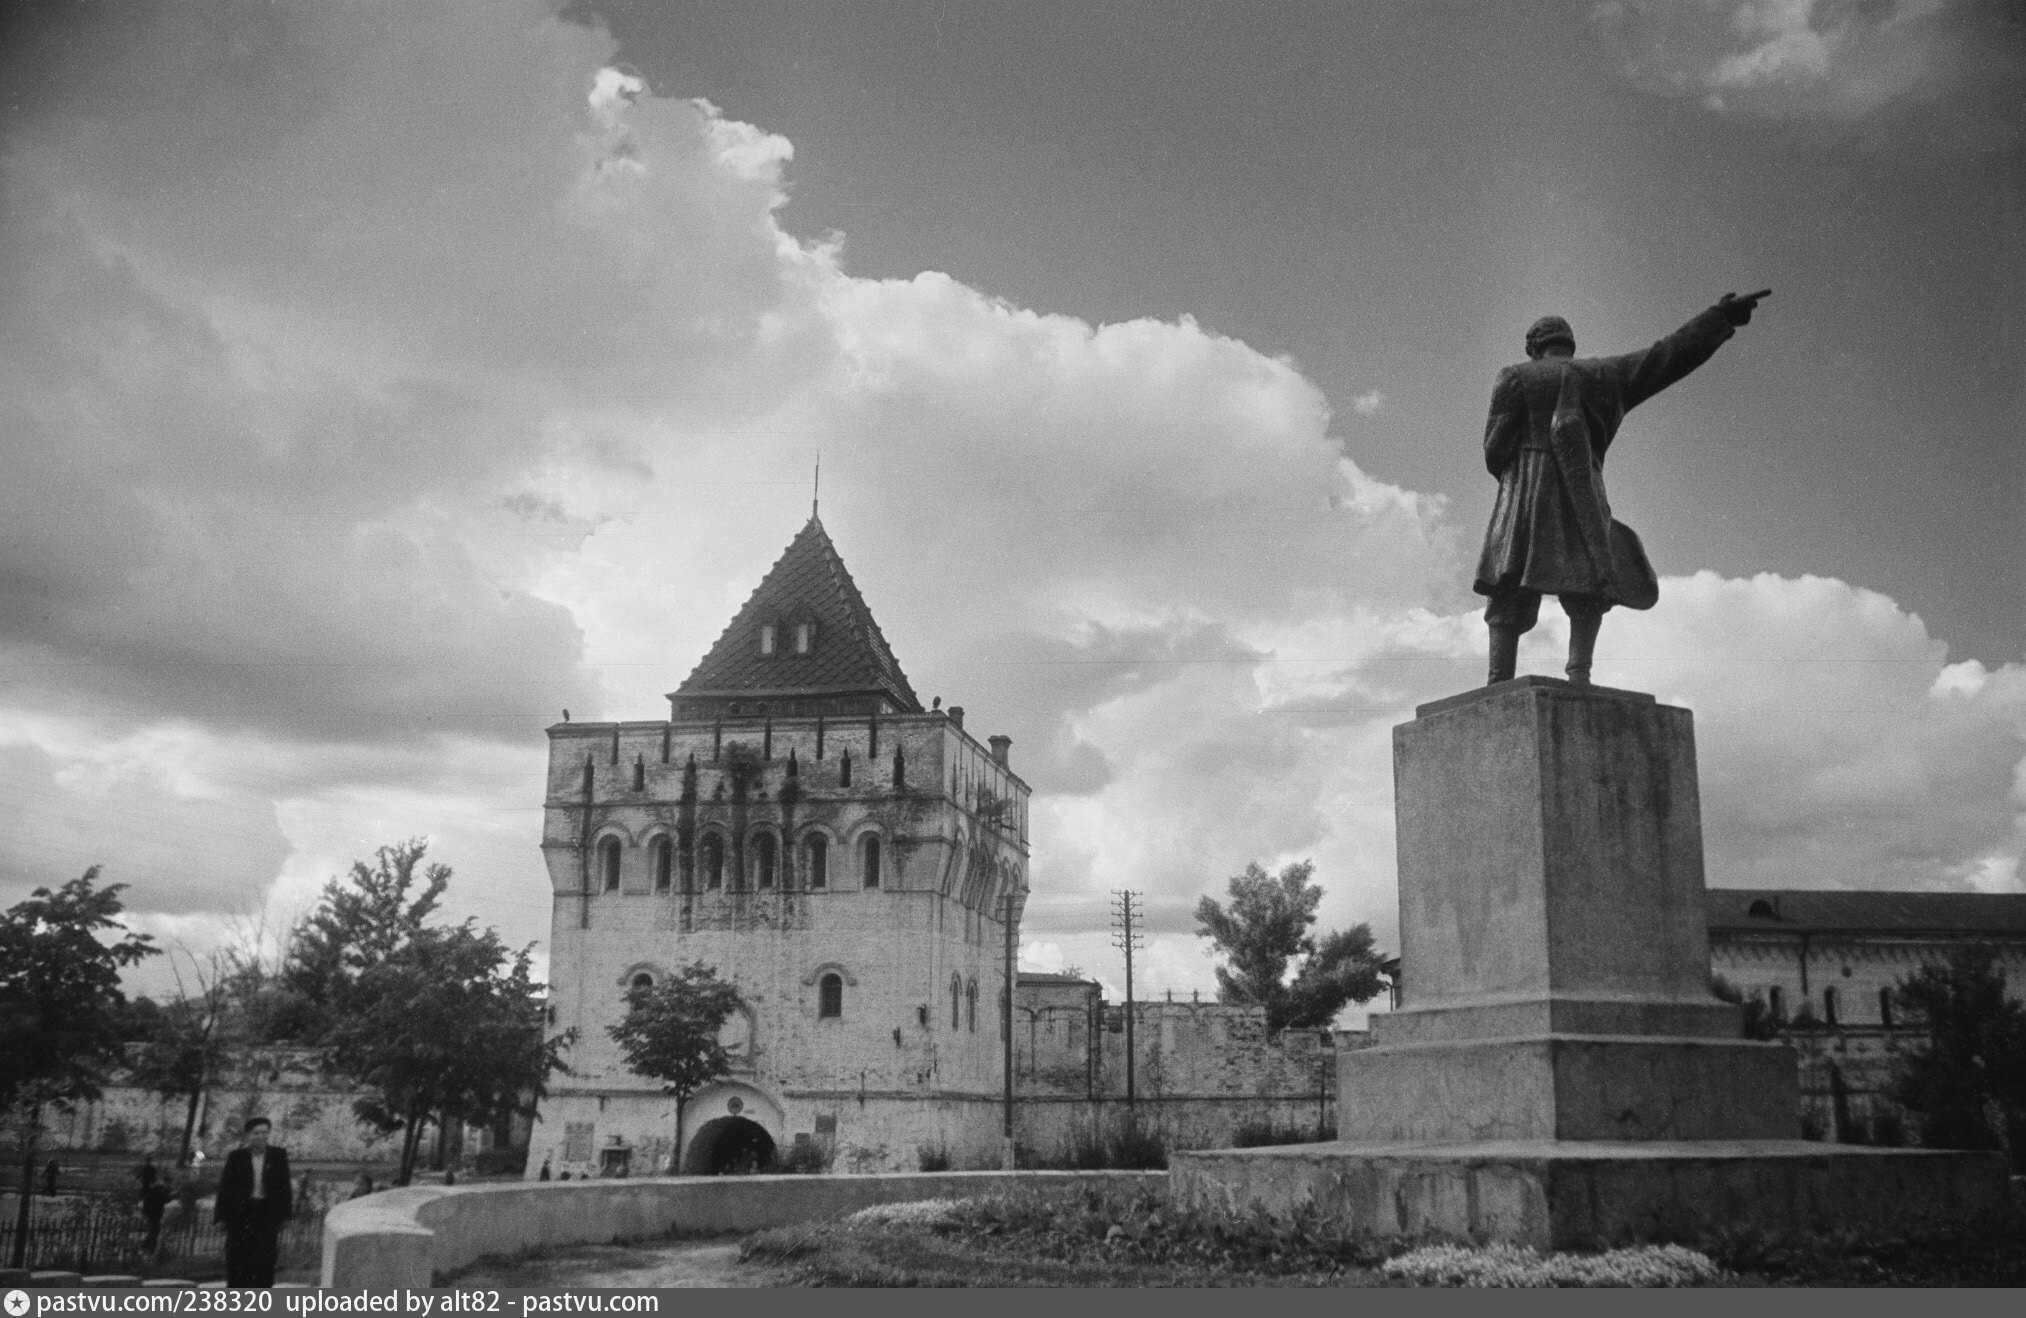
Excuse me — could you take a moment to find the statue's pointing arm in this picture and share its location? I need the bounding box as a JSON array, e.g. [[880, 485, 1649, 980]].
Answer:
[[1609, 303, 1740, 411], [1483, 366, 1526, 477]]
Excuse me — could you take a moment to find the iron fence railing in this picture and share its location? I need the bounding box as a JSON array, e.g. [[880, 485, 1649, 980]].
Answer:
[[0, 1194, 326, 1277]]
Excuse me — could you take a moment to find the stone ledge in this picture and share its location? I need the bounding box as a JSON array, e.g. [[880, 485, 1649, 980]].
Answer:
[[1171, 1140, 2011, 1250], [322, 1169, 1165, 1289], [1415, 675, 1656, 719], [1372, 996, 1743, 1044]]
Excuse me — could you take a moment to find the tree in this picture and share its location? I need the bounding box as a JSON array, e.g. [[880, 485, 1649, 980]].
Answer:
[[126, 950, 235, 1167], [284, 841, 571, 1184], [1709, 974, 1777, 1041], [279, 840, 449, 1042], [0, 869, 158, 1266], [606, 963, 746, 1173], [1194, 861, 1387, 1032], [1888, 945, 2026, 1168]]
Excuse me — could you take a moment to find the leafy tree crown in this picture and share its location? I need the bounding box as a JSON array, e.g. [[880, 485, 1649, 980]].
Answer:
[[607, 963, 746, 1105], [1194, 860, 1386, 1032]]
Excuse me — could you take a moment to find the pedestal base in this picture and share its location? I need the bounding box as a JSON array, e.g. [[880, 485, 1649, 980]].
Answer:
[[1339, 1034, 1799, 1143], [1170, 1140, 2013, 1251]]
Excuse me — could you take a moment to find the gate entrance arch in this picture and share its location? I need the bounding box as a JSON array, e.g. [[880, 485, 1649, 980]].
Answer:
[[682, 1115, 776, 1174], [677, 1080, 785, 1175]]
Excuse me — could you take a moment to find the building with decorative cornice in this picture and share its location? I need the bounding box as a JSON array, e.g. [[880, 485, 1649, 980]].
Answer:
[[1707, 889, 2026, 1143], [531, 515, 1030, 1176]]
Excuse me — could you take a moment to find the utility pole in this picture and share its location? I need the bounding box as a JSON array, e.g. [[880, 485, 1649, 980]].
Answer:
[[1110, 889, 1144, 1116], [1001, 890, 1020, 1169]]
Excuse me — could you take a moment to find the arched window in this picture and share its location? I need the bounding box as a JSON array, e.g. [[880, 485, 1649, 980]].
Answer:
[[818, 972, 843, 1019], [752, 832, 776, 889], [1822, 986, 1838, 1027], [651, 837, 672, 894], [950, 974, 962, 1029], [599, 837, 621, 893], [794, 622, 813, 654], [966, 979, 978, 1033], [840, 750, 852, 788], [1747, 899, 1777, 918], [1878, 987, 1895, 1028], [1768, 985, 1786, 1024], [806, 835, 828, 890], [760, 623, 777, 656], [701, 834, 725, 891], [862, 834, 881, 889]]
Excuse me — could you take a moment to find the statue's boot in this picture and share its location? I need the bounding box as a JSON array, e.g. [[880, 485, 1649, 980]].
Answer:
[[1565, 613, 1602, 686], [1487, 625, 1520, 685]]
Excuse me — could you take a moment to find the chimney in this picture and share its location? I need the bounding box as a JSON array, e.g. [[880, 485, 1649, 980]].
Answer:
[[989, 735, 1011, 767], [948, 705, 965, 730]]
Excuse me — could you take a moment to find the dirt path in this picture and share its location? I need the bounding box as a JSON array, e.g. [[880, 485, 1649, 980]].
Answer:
[[450, 1239, 782, 1288]]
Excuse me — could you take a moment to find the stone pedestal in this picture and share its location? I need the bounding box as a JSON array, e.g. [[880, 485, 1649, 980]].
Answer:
[[1172, 677, 2010, 1246], [1343, 678, 1796, 1144]]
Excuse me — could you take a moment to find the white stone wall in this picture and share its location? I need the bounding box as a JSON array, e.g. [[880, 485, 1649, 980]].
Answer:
[[1711, 934, 2026, 1029], [31, 1049, 406, 1165], [1010, 989, 1350, 1158]]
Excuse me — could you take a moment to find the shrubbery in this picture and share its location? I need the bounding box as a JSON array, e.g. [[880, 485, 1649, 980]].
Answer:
[[1230, 1121, 1333, 1149]]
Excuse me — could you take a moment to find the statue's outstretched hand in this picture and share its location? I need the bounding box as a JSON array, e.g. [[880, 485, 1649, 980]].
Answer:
[[1718, 288, 1771, 326]]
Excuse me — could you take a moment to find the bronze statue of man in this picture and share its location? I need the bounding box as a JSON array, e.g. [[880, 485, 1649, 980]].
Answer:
[[1475, 290, 1768, 685]]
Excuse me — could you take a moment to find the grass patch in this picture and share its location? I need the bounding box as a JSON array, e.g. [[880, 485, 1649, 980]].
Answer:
[[742, 1183, 1399, 1286], [1699, 1217, 2026, 1287], [738, 1184, 2026, 1288]]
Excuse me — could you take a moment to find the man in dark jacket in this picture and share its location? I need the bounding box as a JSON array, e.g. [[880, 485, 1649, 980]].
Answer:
[[215, 1117, 293, 1287], [1476, 290, 1767, 684]]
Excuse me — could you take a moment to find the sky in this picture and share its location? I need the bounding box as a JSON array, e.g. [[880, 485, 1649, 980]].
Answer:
[[1, 0, 2021, 1008]]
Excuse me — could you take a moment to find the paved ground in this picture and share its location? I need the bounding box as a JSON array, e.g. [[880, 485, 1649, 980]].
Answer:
[[449, 1240, 781, 1288]]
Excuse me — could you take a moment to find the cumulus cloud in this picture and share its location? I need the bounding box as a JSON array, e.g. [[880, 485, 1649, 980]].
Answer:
[[1597, 572, 2026, 893], [1, 1, 2019, 998], [1351, 390, 1386, 416], [1592, 0, 2023, 134]]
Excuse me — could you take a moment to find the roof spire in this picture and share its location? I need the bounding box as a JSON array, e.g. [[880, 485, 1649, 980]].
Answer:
[[812, 451, 820, 521]]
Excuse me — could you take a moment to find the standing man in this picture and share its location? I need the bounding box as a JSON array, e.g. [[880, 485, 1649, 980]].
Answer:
[[1475, 290, 1768, 684], [139, 1175, 171, 1255], [215, 1117, 293, 1288]]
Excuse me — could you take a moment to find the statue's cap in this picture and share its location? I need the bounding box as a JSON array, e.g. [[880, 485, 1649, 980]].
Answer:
[[1525, 315, 1575, 356]]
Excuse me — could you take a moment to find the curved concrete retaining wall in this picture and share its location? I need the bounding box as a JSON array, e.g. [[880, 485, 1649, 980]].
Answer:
[[322, 1170, 1165, 1288]]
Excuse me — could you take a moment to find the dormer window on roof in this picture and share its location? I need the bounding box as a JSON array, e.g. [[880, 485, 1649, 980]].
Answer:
[[669, 515, 924, 717]]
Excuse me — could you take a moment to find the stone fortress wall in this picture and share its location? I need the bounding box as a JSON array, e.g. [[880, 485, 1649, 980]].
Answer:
[[28, 1048, 408, 1167], [1008, 974, 1351, 1159]]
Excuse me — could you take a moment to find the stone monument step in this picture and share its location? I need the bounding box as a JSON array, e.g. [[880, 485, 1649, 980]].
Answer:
[[1340, 1032, 1799, 1144]]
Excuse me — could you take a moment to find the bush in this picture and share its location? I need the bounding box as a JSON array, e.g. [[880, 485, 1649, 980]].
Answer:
[[916, 1146, 951, 1173], [770, 1139, 834, 1175], [1108, 1126, 1167, 1170], [1230, 1121, 1332, 1149]]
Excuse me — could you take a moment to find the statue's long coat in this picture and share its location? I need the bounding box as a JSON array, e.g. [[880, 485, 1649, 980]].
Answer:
[[1475, 305, 1736, 608]]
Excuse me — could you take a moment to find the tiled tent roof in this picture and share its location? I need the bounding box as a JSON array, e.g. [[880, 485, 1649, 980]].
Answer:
[[1707, 888, 2026, 937], [673, 516, 922, 711]]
